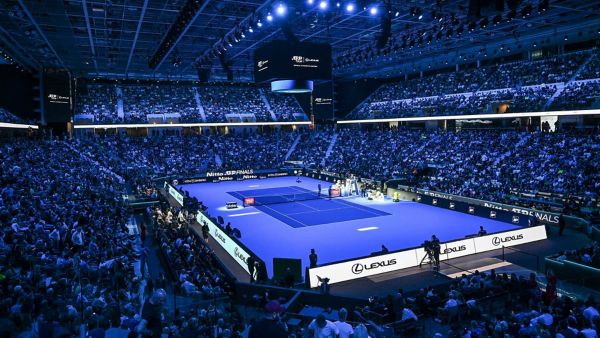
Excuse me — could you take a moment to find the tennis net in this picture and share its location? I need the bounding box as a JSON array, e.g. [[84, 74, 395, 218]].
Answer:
[[243, 190, 333, 206]]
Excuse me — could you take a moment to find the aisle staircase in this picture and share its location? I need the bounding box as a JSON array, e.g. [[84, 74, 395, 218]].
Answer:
[[116, 86, 124, 120], [284, 133, 302, 161], [215, 154, 223, 168], [193, 87, 208, 122], [320, 132, 339, 166], [543, 83, 566, 110], [259, 89, 278, 121]]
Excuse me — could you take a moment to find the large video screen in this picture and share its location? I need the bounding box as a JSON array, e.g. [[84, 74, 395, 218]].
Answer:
[[43, 69, 72, 123], [313, 81, 334, 119], [254, 40, 332, 83]]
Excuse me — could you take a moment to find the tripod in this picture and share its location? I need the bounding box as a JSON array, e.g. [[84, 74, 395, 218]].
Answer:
[[419, 250, 434, 269]]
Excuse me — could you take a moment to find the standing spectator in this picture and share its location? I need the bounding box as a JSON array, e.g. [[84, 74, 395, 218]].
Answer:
[[141, 289, 167, 338], [333, 308, 354, 338], [559, 213, 566, 236], [308, 314, 339, 338]]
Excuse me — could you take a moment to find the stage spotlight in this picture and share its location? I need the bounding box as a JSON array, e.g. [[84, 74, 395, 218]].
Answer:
[[248, 27, 254, 33], [257, 20, 263, 27], [276, 3, 287, 16], [307, 0, 314, 4], [346, 3, 355, 12], [369, 6, 378, 15], [319, 1, 328, 10], [336, 2, 340, 8], [266, 13, 273, 21], [241, 32, 246, 38], [418, 14, 423, 20]]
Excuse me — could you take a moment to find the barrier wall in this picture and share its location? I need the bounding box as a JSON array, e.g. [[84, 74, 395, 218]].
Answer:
[[182, 169, 289, 184], [390, 185, 560, 225], [307, 225, 547, 288], [167, 184, 184, 206], [195, 211, 267, 280]]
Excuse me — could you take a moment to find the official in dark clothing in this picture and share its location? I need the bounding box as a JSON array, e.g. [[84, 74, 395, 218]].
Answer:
[[318, 183, 322, 197], [559, 214, 566, 236], [309, 248, 318, 268]]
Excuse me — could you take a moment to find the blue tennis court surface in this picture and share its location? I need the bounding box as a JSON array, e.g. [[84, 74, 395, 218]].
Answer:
[[180, 176, 521, 275], [227, 186, 390, 228]]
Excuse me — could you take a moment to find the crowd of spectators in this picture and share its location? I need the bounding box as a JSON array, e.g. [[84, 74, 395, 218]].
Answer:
[[0, 107, 25, 123], [218, 132, 297, 170], [263, 91, 306, 121], [0, 139, 138, 337], [287, 130, 333, 167], [75, 84, 119, 124], [551, 80, 600, 111], [364, 269, 600, 338], [122, 84, 199, 123], [554, 240, 600, 268], [153, 205, 232, 298], [480, 52, 589, 89], [352, 86, 557, 119], [369, 67, 494, 102], [200, 85, 270, 122], [351, 50, 600, 120], [325, 127, 599, 207], [577, 53, 600, 80]]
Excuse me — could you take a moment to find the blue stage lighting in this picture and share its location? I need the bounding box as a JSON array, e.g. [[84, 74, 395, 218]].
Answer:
[[266, 13, 273, 21], [276, 3, 287, 16], [369, 6, 378, 15], [319, 1, 328, 10], [346, 3, 355, 12]]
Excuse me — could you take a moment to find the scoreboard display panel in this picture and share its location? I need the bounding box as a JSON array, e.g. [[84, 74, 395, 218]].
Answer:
[[254, 40, 332, 83]]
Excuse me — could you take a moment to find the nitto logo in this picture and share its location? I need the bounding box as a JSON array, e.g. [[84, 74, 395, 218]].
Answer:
[[257, 60, 268, 68], [443, 245, 466, 254], [351, 259, 397, 275], [492, 234, 524, 246]]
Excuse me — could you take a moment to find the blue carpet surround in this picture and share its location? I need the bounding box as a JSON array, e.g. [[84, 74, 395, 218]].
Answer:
[[181, 176, 520, 275], [227, 186, 390, 228]]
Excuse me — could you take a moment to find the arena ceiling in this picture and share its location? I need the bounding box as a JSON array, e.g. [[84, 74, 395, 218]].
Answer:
[[0, 0, 599, 81]]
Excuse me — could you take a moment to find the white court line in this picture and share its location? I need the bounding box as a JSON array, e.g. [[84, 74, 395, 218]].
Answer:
[[357, 226, 379, 232], [261, 204, 309, 227], [248, 185, 260, 188], [229, 212, 261, 217]]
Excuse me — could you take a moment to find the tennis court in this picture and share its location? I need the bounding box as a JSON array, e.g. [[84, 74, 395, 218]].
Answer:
[[180, 176, 520, 275], [227, 186, 390, 228]]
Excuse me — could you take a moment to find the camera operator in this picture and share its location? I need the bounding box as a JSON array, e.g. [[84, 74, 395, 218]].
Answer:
[[431, 235, 441, 270]]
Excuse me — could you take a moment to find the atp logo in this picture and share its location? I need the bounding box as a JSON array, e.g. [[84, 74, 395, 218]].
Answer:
[[291, 55, 304, 63]]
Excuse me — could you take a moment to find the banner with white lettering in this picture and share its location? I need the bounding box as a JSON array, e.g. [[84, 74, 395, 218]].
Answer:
[[307, 225, 547, 288], [473, 226, 547, 252], [168, 185, 184, 206], [196, 212, 253, 276], [307, 248, 419, 287]]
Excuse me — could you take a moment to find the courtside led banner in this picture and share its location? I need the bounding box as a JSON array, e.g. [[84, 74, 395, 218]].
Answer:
[[196, 212, 255, 278], [168, 185, 184, 206], [307, 225, 547, 288]]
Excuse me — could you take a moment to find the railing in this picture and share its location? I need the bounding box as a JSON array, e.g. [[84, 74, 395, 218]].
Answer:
[[502, 245, 541, 272]]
